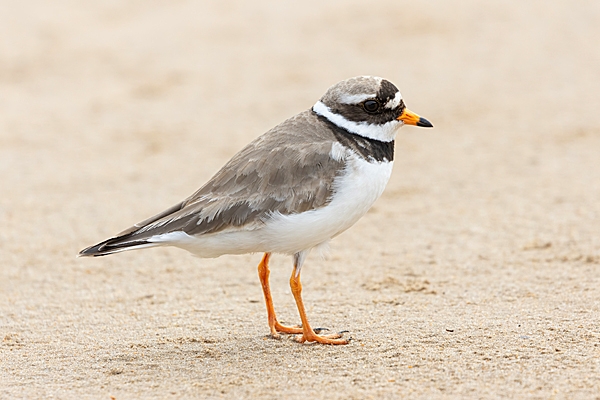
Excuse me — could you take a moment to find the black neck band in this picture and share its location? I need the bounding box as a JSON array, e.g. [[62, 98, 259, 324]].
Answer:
[[314, 112, 394, 162]]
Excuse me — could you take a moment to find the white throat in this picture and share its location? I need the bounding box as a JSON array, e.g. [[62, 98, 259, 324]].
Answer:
[[312, 101, 401, 142]]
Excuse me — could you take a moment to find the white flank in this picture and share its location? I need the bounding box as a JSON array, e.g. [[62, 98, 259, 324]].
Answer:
[[261, 155, 393, 254], [157, 154, 393, 258], [312, 101, 401, 142]]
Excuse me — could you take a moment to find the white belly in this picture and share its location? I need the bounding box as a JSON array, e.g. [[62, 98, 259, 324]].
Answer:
[[259, 155, 393, 253], [171, 154, 393, 257]]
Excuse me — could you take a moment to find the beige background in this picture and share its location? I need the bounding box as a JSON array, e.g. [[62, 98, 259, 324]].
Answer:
[[1, 1, 600, 398]]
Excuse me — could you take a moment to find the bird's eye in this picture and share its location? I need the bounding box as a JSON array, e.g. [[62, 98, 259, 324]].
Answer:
[[363, 100, 380, 113]]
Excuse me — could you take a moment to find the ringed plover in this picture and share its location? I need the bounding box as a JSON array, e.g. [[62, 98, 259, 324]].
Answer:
[[79, 76, 433, 345]]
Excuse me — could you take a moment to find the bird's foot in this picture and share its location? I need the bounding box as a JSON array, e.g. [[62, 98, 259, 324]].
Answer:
[[269, 321, 303, 339], [295, 328, 350, 345]]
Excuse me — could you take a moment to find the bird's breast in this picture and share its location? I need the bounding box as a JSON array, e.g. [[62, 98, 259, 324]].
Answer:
[[258, 154, 393, 253]]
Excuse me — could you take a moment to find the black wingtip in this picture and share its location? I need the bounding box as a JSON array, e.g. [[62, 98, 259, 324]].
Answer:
[[417, 117, 433, 128], [78, 242, 110, 257], [78, 235, 154, 258]]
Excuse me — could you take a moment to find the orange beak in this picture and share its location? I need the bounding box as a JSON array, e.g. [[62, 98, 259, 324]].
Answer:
[[397, 108, 433, 127]]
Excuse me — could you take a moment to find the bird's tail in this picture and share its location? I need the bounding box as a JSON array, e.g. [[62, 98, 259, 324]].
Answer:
[[78, 201, 188, 257], [78, 235, 157, 257]]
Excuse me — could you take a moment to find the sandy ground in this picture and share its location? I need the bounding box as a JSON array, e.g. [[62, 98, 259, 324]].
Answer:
[[1, 1, 600, 398]]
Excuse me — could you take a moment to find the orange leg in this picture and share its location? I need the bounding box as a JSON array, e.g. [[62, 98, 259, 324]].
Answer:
[[257, 253, 302, 338], [289, 257, 349, 345]]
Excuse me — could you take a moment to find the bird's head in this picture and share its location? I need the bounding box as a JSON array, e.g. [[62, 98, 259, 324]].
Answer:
[[312, 76, 432, 142]]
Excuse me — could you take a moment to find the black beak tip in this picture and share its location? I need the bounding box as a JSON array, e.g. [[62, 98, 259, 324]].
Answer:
[[417, 117, 433, 128]]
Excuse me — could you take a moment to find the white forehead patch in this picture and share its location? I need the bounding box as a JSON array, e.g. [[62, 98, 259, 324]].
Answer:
[[384, 91, 403, 109], [338, 93, 377, 105]]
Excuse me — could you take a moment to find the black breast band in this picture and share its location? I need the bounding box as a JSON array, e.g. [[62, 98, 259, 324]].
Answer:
[[314, 113, 394, 162]]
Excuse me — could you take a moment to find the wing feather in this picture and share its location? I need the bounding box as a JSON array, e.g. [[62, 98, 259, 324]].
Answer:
[[79, 111, 346, 256]]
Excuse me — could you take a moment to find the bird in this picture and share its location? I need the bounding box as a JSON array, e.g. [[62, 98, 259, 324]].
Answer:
[[79, 76, 433, 345]]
